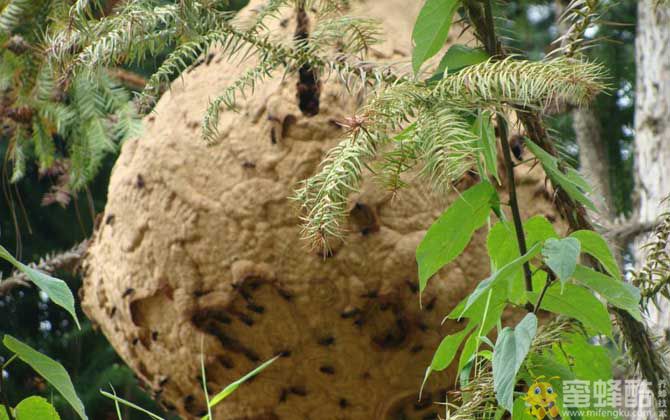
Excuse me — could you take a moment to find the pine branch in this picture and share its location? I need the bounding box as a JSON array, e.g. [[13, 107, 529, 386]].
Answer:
[[47, 0, 395, 138], [375, 124, 419, 194], [415, 108, 478, 192], [69, 0, 101, 19], [48, 2, 186, 71], [9, 125, 28, 183], [2, 2, 139, 190], [240, 0, 290, 32], [311, 16, 382, 56], [549, 0, 601, 58], [433, 56, 606, 109], [0, 0, 34, 33], [202, 56, 283, 143], [139, 25, 275, 106], [295, 124, 381, 247], [32, 116, 55, 169]]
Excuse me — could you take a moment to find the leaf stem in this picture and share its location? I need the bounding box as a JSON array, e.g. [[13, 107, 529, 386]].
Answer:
[[499, 116, 535, 298], [0, 365, 15, 420], [533, 274, 554, 315], [1, 355, 17, 370]]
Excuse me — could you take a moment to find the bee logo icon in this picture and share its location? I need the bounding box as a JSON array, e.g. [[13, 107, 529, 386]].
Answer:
[[522, 376, 561, 419]]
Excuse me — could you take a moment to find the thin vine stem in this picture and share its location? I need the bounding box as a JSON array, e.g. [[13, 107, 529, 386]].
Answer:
[[480, 0, 534, 305], [482, 0, 498, 56], [0, 367, 15, 420], [533, 274, 554, 314], [498, 114, 535, 299]]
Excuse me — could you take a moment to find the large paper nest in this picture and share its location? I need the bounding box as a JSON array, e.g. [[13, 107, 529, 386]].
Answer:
[[81, 1, 563, 418]]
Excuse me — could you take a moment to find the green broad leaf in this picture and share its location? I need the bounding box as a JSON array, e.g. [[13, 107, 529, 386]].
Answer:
[[542, 237, 581, 286], [458, 331, 479, 378], [14, 396, 61, 420], [556, 334, 619, 419], [565, 166, 593, 193], [523, 216, 558, 246], [0, 407, 9, 420], [570, 230, 622, 280], [479, 349, 493, 360], [486, 222, 519, 269], [435, 44, 489, 76], [459, 358, 474, 388], [2, 335, 87, 420], [573, 265, 642, 321], [430, 325, 474, 372], [422, 324, 473, 395], [417, 182, 496, 293], [203, 355, 279, 419], [524, 140, 596, 212], [0, 245, 80, 329], [473, 111, 499, 183], [561, 333, 613, 382], [528, 283, 612, 337], [486, 217, 557, 304], [446, 281, 507, 323], [526, 352, 576, 384], [457, 293, 505, 374], [461, 242, 542, 316], [493, 313, 537, 411], [411, 0, 460, 73], [488, 216, 559, 268]]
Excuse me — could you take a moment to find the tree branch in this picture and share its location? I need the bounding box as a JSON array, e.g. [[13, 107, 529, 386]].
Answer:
[[0, 241, 88, 296], [108, 68, 147, 91], [604, 217, 656, 246]]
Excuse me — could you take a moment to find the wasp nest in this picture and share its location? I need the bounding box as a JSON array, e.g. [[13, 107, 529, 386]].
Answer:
[[81, 1, 562, 418]]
